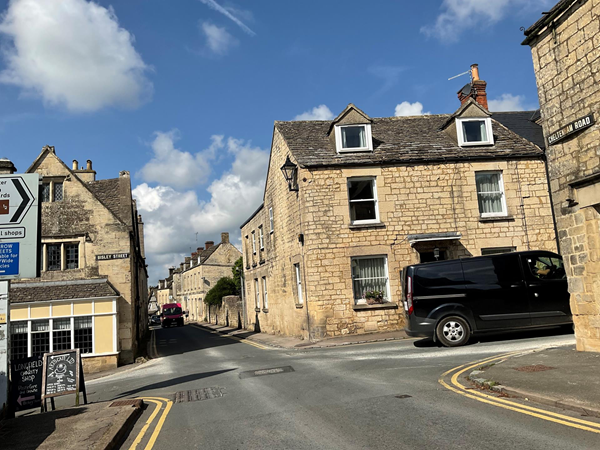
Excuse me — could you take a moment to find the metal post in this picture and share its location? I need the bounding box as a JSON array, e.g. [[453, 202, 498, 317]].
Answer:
[[0, 280, 10, 417]]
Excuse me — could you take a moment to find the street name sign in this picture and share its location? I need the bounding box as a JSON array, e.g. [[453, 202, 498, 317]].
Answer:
[[0, 174, 39, 279], [548, 113, 595, 145], [10, 355, 43, 411], [96, 253, 130, 261]]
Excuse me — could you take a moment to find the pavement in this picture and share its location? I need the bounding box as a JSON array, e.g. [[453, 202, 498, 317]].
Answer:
[[192, 320, 411, 349], [0, 399, 143, 450], [466, 344, 600, 418]]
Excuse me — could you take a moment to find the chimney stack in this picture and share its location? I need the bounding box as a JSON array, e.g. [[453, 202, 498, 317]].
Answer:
[[221, 232, 229, 244], [197, 247, 204, 253], [169, 267, 174, 277], [205, 241, 214, 249], [457, 64, 488, 110], [0, 158, 16, 174]]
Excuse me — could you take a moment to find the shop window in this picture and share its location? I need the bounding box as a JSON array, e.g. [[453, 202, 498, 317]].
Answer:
[[52, 318, 72, 351], [74, 316, 93, 354], [10, 322, 28, 360], [31, 320, 50, 357]]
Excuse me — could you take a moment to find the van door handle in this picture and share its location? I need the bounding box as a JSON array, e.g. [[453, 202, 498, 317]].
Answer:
[[534, 293, 539, 297], [510, 284, 521, 288]]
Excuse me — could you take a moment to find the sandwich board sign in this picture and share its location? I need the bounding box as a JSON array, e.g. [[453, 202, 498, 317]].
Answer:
[[41, 349, 87, 412], [0, 174, 39, 279], [10, 354, 43, 411]]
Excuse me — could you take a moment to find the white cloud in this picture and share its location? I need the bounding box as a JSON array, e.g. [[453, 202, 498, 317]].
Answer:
[[421, 0, 552, 43], [294, 105, 335, 121], [0, 0, 152, 112], [198, 0, 256, 36], [201, 22, 238, 55], [394, 101, 430, 117], [134, 137, 269, 284], [137, 130, 223, 190], [488, 93, 537, 111]]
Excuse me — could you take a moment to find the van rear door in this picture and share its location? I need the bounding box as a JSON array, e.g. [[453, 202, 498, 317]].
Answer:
[[462, 254, 531, 330], [521, 253, 571, 326], [412, 261, 466, 318]]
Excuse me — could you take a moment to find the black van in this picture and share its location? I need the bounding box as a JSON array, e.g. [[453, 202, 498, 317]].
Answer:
[[401, 251, 571, 347]]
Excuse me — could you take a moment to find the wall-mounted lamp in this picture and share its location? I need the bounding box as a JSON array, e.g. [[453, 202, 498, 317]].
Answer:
[[280, 155, 299, 192]]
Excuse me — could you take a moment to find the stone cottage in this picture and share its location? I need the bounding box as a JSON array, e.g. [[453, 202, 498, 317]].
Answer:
[[523, 0, 600, 351], [241, 69, 558, 340], [8, 146, 148, 372]]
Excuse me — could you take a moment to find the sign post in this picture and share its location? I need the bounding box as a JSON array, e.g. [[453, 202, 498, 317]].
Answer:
[[0, 172, 39, 417]]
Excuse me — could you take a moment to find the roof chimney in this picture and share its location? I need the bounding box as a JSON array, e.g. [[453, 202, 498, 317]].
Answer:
[[197, 247, 204, 253], [86, 159, 93, 170], [72, 160, 78, 170], [457, 64, 488, 110], [0, 158, 16, 174], [205, 241, 214, 249], [169, 267, 174, 277], [221, 232, 229, 244]]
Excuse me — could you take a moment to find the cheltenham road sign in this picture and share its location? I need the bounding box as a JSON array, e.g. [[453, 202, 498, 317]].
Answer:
[[0, 174, 39, 279]]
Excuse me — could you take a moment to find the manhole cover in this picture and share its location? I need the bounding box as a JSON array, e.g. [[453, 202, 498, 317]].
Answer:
[[175, 387, 225, 403], [395, 394, 412, 399], [514, 364, 555, 372], [110, 399, 144, 408], [239, 366, 295, 379]]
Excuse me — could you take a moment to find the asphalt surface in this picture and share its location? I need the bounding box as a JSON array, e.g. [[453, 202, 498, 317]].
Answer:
[[84, 325, 600, 450]]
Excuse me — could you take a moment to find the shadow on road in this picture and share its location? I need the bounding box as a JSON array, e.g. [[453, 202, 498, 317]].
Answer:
[[114, 368, 237, 399], [413, 325, 573, 348]]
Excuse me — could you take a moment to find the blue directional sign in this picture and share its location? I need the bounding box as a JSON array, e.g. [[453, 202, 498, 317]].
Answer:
[[0, 242, 19, 275]]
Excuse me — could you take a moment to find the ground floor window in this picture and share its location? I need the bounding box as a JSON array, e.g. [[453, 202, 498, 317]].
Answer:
[[10, 322, 28, 360], [75, 316, 93, 354], [52, 318, 72, 351], [31, 320, 50, 357], [351, 256, 390, 304]]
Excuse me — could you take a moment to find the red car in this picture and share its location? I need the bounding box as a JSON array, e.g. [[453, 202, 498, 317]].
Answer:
[[161, 303, 185, 327]]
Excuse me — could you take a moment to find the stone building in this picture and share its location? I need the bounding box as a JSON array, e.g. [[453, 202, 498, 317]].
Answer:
[[523, 0, 600, 352], [241, 71, 558, 340], [171, 233, 241, 322], [8, 146, 148, 372]]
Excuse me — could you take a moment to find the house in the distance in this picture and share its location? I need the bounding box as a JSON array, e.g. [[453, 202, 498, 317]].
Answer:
[[241, 65, 558, 341]]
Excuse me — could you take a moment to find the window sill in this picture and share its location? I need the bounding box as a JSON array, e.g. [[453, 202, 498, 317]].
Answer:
[[479, 215, 514, 223], [254, 307, 261, 312], [252, 263, 257, 268], [353, 303, 399, 312], [259, 259, 265, 265], [262, 308, 269, 313], [349, 222, 386, 230], [295, 303, 304, 309]]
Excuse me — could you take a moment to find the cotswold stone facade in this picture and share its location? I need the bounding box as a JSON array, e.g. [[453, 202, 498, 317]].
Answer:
[[242, 98, 558, 341], [8, 146, 148, 372], [524, 0, 600, 352]]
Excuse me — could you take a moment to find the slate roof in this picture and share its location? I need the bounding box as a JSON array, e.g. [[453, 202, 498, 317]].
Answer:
[[87, 178, 126, 223], [275, 114, 544, 168], [10, 279, 119, 304], [491, 111, 545, 149], [199, 243, 220, 264]]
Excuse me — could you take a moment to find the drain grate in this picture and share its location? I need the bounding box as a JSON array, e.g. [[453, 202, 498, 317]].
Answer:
[[239, 366, 295, 379], [110, 399, 144, 408], [395, 395, 412, 399], [175, 387, 225, 403]]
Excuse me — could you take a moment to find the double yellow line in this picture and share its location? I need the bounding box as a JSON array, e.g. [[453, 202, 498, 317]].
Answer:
[[128, 397, 173, 450], [439, 352, 600, 434]]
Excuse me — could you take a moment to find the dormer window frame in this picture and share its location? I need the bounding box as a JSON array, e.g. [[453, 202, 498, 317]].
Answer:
[[335, 123, 373, 153], [456, 117, 494, 147]]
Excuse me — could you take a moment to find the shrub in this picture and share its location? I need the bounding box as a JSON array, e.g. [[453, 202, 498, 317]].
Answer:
[[204, 277, 237, 306]]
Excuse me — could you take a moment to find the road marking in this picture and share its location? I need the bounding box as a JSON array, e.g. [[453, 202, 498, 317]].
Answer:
[[439, 352, 600, 434], [128, 399, 163, 450], [143, 397, 173, 450], [190, 323, 270, 350]]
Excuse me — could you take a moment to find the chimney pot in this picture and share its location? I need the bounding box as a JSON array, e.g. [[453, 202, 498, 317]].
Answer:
[[221, 232, 230, 244], [72, 160, 78, 170], [169, 267, 174, 276], [457, 63, 488, 110], [205, 241, 214, 249], [470, 64, 480, 81], [86, 159, 92, 170]]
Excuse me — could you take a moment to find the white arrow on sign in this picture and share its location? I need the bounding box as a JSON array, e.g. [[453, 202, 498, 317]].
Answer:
[[0, 177, 35, 225]]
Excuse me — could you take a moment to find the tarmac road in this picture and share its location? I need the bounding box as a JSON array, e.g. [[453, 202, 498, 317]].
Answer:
[[86, 324, 600, 450]]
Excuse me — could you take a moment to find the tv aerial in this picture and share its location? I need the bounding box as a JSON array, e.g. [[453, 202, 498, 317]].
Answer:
[[448, 68, 472, 81]]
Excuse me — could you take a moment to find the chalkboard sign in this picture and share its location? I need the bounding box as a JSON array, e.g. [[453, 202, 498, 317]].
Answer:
[[41, 349, 83, 405], [10, 355, 43, 411]]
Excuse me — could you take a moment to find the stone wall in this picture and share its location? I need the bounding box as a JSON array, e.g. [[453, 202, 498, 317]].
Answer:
[[243, 127, 557, 340], [526, 0, 600, 351], [207, 296, 243, 329]]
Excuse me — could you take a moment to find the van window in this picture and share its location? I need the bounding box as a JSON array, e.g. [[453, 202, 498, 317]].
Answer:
[[526, 256, 566, 280], [414, 262, 464, 288], [462, 255, 521, 285]]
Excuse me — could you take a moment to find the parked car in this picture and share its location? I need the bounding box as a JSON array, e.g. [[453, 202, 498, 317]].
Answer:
[[149, 314, 161, 326], [401, 250, 571, 347]]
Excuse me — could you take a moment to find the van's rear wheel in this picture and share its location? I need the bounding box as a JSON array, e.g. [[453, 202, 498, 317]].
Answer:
[[436, 316, 470, 347]]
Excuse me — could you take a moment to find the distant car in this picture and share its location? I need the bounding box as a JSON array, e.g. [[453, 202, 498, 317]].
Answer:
[[149, 315, 161, 326], [402, 250, 571, 347], [161, 303, 185, 327]]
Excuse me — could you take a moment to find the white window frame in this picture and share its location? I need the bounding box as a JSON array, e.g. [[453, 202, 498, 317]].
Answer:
[[259, 226, 264, 250], [475, 171, 508, 218], [347, 177, 380, 225], [269, 207, 274, 233], [294, 263, 303, 304], [254, 278, 260, 309], [351, 255, 391, 305], [335, 124, 373, 153], [262, 276, 268, 309], [251, 231, 256, 254], [456, 117, 494, 146]]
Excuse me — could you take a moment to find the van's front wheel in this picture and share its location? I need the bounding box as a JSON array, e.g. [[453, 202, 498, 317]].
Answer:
[[436, 316, 470, 347]]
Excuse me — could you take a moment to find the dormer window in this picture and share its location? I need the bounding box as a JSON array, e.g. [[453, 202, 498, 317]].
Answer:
[[456, 118, 493, 146], [335, 124, 373, 152]]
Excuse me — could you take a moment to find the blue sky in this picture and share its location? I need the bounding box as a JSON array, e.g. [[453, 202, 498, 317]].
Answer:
[[0, 0, 552, 283]]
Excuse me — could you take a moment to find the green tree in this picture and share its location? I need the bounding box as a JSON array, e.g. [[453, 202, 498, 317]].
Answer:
[[232, 257, 243, 294], [204, 277, 237, 306]]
